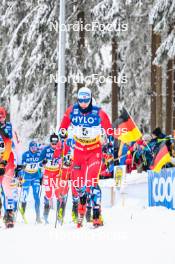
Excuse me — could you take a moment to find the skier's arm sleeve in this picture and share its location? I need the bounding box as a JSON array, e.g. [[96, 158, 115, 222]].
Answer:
[[22, 153, 26, 165], [39, 148, 46, 162], [0, 123, 13, 139], [8, 124, 13, 139], [53, 145, 62, 159], [0, 127, 10, 139], [59, 105, 73, 131], [99, 109, 113, 136]]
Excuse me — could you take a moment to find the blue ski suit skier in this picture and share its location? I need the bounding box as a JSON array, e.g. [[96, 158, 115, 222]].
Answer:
[[20, 141, 42, 223]]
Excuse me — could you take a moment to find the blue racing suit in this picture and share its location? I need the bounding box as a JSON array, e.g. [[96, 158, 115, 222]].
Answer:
[[21, 150, 42, 217]]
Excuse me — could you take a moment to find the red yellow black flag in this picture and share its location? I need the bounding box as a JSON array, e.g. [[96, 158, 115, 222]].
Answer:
[[150, 143, 171, 173], [114, 107, 142, 143]]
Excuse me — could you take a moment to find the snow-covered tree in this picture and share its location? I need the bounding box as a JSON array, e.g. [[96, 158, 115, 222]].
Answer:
[[1, 0, 170, 140], [150, 0, 175, 134], [92, 0, 152, 131], [149, 0, 175, 64], [1, 1, 58, 141]]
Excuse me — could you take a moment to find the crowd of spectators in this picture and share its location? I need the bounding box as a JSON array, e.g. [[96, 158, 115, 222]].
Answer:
[[114, 127, 175, 173]]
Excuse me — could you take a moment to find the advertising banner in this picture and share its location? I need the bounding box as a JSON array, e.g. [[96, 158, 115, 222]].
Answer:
[[148, 168, 175, 210]]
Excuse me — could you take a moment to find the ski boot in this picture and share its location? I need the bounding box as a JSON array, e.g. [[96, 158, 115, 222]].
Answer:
[[43, 203, 50, 224], [3, 209, 15, 228], [92, 207, 103, 228], [86, 206, 92, 223], [72, 201, 78, 224]]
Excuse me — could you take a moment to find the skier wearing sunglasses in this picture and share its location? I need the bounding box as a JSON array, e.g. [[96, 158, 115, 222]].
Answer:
[[59, 87, 113, 228]]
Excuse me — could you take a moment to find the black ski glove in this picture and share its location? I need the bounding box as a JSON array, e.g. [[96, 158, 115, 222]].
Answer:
[[0, 168, 5, 176], [42, 159, 48, 165], [0, 126, 10, 139], [0, 160, 7, 166], [59, 129, 68, 140], [15, 165, 26, 178]]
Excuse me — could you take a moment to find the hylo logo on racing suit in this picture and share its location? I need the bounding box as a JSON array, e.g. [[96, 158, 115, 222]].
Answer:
[[72, 116, 96, 125]]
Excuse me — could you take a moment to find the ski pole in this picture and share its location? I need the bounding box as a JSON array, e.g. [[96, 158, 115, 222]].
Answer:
[[55, 139, 66, 228], [15, 183, 23, 222], [60, 169, 70, 226]]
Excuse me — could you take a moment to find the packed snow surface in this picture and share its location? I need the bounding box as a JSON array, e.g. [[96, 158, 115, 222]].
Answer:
[[1, 172, 175, 264]]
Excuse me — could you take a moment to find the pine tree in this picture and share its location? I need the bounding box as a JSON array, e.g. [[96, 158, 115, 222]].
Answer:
[[1, 0, 58, 140], [150, 0, 175, 134]]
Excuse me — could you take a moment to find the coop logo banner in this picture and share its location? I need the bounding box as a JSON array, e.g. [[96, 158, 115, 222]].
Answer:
[[148, 168, 175, 210]]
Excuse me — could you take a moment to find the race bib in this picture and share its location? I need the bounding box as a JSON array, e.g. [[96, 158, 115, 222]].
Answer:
[[45, 158, 60, 171], [25, 163, 39, 173]]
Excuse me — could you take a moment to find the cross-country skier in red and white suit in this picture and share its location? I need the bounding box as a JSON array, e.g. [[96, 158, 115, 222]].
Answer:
[[59, 87, 113, 228], [40, 133, 71, 224]]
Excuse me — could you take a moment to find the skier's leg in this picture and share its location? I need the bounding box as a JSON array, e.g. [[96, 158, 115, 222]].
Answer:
[[54, 172, 63, 222], [0, 197, 2, 219], [0, 185, 2, 218], [78, 188, 87, 215], [43, 172, 53, 223], [72, 151, 87, 227], [1, 187, 6, 214], [3, 194, 15, 228], [72, 196, 79, 223], [0, 187, 7, 219], [12, 186, 18, 213], [76, 185, 87, 228], [55, 169, 69, 223], [32, 178, 41, 223], [43, 196, 50, 224], [2, 156, 16, 228], [91, 185, 103, 226], [70, 167, 79, 223], [71, 184, 79, 223], [20, 183, 30, 215], [60, 168, 69, 197], [87, 148, 103, 227], [55, 173, 62, 202], [86, 191, 92, 222]]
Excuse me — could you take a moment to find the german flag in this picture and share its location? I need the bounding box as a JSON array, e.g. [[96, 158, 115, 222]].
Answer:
[[114, 107, 142, 143], [150, 143, 171, 173]]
